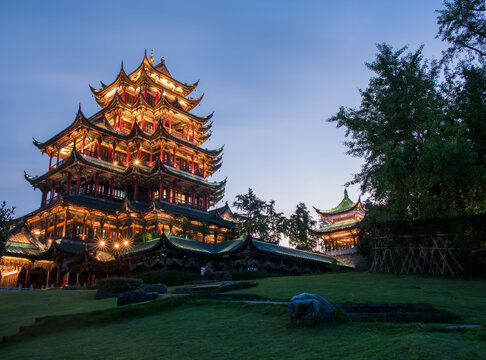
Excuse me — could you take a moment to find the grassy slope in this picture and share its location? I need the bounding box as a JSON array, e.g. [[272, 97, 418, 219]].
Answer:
[[1, 272, 486, 359], [231, 271, 486, 323], [1, 302, 485, 360], [0, 290, 116, 336]]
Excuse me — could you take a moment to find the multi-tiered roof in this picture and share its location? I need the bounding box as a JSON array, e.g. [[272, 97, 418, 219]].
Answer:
[[26, 51, 227, 214]]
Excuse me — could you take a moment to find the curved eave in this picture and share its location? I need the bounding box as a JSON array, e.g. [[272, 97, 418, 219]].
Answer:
[[33, 107, 88, 151], [248, 238, 346, 267], [91, 66, 131, 99], [162, 233, 244, 257], [4, 243, 54, 260], [315, 199, 364, 218], [117, 237, 165, 258], [129, 55, 197, 98], [311, 220, 362, 236]]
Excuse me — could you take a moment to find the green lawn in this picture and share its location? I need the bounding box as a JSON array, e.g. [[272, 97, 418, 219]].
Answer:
[[231, 271, 486, 323], [1, 272, 486, 359], [0, 289, 116, 337]]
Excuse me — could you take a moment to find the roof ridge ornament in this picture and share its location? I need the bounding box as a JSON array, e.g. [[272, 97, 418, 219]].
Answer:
[[149, 49, 154, 64]]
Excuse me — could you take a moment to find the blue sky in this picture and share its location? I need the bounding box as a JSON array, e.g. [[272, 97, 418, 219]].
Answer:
[[0, 0, 447, 221]]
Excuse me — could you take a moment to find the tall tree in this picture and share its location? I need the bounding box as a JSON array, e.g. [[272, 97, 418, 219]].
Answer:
[[436, 0, 486, 63], [232, 188, 286, 243], [328, 44, 443, 218], [285, 203, 317, 251], [328, 43, 484, 218], [0, 202, 15, 256]]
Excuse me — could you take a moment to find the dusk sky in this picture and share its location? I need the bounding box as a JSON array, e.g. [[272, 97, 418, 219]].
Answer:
[[0, 0, 446, 223]]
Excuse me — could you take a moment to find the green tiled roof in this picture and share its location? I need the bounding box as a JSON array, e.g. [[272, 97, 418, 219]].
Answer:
[[5, 242, 45, 256], [155, 200, 236, 228], [251, 239, 346, 266], [317, 190, 356, 216], [213, 238, 245, 253], [314, 218, 362, 234], [165, 233, 245, 255], [166, 234, 215, 254], [55, 239, 86, 255], [119, 238, 162, 255], [65, 194, 122, 212]]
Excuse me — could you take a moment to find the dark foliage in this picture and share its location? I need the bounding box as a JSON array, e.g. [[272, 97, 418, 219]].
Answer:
[[230, 270, 267, 281], [135, 269, 202, 286], [0, 201, 15, 256]]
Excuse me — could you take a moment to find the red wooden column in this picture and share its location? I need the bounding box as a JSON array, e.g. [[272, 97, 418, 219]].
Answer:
[[119, 110, 124, 129], [97, 137, 102, 158], [133, 179, 138, 201], [66, 172, 72, 193], [48, 153, 53, 170], [171, 180, 176, 203], [56, 149, 60, 167], [173, 146, 176, 167], [24, 266, 31, 288], [160, 142, 164, 162], [81, 134, 86, 154], [50, 180, 56, 201], [191, 153, 195, 174], [140, 111, 145, 130], [76, 168, 82, 193], [110, 176, 114, 198], [94, 172, 99, 197], [169, 113, 172, 133], [158, 180, 163, 201], [112, 143, 116, 163], [192, 124, 195, 143]]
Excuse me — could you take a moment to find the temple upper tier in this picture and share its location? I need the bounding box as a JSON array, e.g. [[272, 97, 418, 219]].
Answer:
[[21, 51, 233, 248]]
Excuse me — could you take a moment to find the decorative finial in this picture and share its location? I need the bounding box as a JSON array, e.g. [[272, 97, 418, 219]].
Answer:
[[149, 49, 154, 64], [344, 188, 349, 198], [161, 57, 165, 64]]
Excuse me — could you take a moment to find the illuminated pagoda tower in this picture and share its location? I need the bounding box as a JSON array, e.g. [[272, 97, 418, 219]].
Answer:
[[22, 51, 234, 249], [312, 190, 365, 252], [0, 52, 347, 288]]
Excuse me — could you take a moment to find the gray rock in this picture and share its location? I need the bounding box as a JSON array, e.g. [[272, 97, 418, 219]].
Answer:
[[142, 283, 168, 294], [117, 290, 159, 306], [288, 293, 336, 326]]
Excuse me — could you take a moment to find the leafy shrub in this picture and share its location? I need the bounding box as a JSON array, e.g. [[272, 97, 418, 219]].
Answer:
[[135, 270, 202, 286], [96, 278, 142, 298], [230, 271, 267, 281]]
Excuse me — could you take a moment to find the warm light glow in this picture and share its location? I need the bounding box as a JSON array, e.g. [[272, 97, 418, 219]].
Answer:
[[47, 239, 52, 244], [114, 243, 120, 249], [99, 240, 105, 247], [123, 240, 129, 246], [60, 148, 70, 155], [134, 159, 140, 165], [113, 161, 118, 166], [34, 230, 41, 235]]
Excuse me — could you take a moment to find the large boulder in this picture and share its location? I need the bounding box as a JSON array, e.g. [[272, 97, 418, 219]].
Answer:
[[288, 293, 336, 326], [142, 283, 168, 294], [117, 290, 159, 306]]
